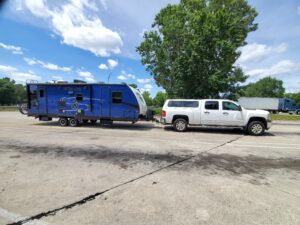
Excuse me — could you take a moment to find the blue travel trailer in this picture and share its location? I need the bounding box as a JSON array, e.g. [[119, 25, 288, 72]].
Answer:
[[25, 81, 152, 126]]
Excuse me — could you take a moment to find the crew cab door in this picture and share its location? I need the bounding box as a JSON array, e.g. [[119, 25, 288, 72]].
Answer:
[[201, 100, 223, 125], [221, 101, 244, 126]]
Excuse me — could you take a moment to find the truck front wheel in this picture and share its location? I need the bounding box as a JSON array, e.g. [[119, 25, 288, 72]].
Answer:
[[173, 118, 188, 132], [247, 121, 265, 136]]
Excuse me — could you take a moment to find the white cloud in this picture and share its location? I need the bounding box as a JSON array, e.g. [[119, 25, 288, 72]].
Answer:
[[140, 84, 153, 93], [107, 59, 118, 69], [127, 74, 136, 79], [100, 0, 108, 10], [238, 43, 287, 64], [117, 75, 127, 80], [139, 28, 148, 37], [0, 65, 18, 73], [77, 70, 95, 82], [10, 72, 41, 83], [98, 64, 108, 70], [117, 70, 136, 81], [0, 64, 41, 83], [24, 0, 123, 57], [246, 60, 300, 77], [0, 42, 23, 55], [24, 57, 71, 72], [144, 84, 153, 89], [137, 78, 151, 84], [51, 75, 63, 80]]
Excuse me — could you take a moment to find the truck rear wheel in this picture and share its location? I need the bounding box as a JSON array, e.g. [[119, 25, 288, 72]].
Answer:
[[59, 118, 68, 127], [173, 118, 188, 132], [69, 118, 79, 127], [247, 121, 265, 136]]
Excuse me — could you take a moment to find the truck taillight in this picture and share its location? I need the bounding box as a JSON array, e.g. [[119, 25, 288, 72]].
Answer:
[[162, 110, 166, 117]]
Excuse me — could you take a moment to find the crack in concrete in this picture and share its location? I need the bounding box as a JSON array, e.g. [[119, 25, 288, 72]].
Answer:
[[8, 136, 242, 225]]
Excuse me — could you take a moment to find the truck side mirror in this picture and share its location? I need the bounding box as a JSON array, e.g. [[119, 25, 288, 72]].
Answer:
[[238, 105, 242, 111]]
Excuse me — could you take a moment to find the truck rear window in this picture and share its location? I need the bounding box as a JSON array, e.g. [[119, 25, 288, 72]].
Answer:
[[168, 101, 199, 108], [205, 101, 219, 110]]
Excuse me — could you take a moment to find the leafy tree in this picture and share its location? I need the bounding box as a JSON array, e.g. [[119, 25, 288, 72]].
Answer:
[[137, 0, 257, 98], [153, 91, 167, 107], [244, 77, 285, 98], [142, 91, 153, 106], [129, 83, 138, 89], [0, 77, 26, 105], [284, 92, 300, 106]]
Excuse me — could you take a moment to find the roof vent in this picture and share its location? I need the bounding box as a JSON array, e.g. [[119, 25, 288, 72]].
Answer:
[[74, 79, 87, 84]]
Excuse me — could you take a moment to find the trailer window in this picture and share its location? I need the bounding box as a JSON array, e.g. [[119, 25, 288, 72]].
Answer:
[[30, 90, 37, 102], [205, 101, 219, 110], [112, 92, 122, 104], [39, 90, 44, 98], [76, 94, 83, 101]]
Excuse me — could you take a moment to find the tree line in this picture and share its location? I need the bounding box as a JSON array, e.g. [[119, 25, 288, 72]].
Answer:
[[0, 77, 26, 105]]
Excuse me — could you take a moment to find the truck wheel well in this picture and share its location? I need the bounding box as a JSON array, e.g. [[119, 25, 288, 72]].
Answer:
[[172, 115, 189, 124], [248, 117, 267, 128]]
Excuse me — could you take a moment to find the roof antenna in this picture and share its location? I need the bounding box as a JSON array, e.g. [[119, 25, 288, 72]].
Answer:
[[107, 71, 112, 84]]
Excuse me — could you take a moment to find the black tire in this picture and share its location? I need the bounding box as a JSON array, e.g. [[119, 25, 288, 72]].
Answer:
[[297, 111, 300, 115], [59, 117, 68, 127], [90, 120, 97, 124], [69, 118, 79, 127], [173, 118, 188, 132], [247, 121, 265, 136]]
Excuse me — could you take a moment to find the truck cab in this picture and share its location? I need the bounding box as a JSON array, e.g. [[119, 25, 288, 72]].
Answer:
[[162, 99, 272, 135]]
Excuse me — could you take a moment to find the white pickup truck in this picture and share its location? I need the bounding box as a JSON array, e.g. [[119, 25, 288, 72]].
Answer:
[[161, 99, 272, 135]]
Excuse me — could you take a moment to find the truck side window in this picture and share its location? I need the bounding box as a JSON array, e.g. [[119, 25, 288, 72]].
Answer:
[[223, 101, 239, 111], [39, 90, 44, 98], [76, 94, 83, 101], [112, 92, 122, 104], [205, 101, 219, 110]]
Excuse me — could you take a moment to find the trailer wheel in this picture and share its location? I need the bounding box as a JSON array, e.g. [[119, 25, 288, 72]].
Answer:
[[69, 118, 79, 127], [247, 121, 265, 136], [90, 120, 97, 124], [173, 118, 188, 132], [59, 118, 68, 127]]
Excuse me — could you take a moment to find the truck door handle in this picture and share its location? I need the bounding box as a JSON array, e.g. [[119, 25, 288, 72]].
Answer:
[[223, 112, 229, 115], [204, 111, 210, 114]]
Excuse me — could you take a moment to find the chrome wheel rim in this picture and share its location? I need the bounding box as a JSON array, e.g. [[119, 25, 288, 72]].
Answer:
[[70, 119, 76, 126], [251, 124, 262, 134], [176, 121, 186, 131], [60, 119, 66, 126]]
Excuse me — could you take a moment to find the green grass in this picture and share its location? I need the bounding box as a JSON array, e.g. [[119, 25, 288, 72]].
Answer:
[[0, 107, 18, 111], [270, 114, 300, 121]]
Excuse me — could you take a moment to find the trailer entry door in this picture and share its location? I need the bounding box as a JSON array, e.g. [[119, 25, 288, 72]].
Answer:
[[101, 86, 111, 118], [37, 86, 47, 115]]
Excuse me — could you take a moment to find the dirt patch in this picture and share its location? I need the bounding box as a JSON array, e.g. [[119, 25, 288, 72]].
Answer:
[[1, 143, 190, 169]]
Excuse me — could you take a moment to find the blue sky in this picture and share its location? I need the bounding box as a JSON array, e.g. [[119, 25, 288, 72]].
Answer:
[[0, 0, 300, 96]]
